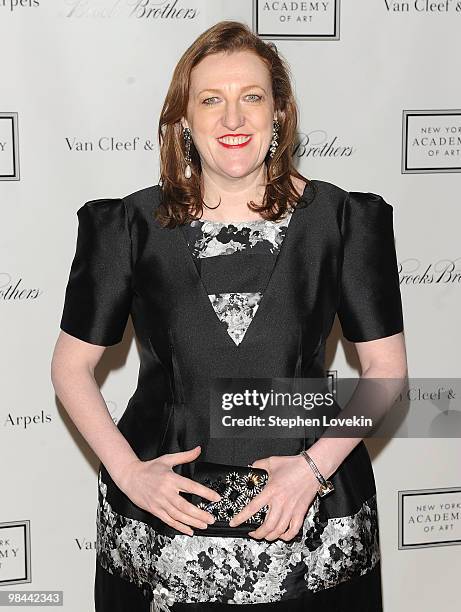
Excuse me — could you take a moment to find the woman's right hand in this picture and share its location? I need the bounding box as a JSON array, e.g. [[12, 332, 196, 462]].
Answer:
[[115, 445, 221, 536]]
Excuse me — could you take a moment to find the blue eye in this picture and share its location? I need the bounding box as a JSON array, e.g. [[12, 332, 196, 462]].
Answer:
[[202, 94, 263, 105], [202, 97, 219, 105]]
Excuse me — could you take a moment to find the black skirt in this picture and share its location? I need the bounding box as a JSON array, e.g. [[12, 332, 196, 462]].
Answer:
[[95, 558, 383, 611]]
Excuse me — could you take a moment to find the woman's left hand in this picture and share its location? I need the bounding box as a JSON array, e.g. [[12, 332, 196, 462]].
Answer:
[[228, 454, 319, 542]]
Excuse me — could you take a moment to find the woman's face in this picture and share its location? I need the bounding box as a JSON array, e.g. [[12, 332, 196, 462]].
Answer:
[[183, 50, 276, 181]]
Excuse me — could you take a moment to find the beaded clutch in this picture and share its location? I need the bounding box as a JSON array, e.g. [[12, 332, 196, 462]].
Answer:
[[188, 460, 303, 541]]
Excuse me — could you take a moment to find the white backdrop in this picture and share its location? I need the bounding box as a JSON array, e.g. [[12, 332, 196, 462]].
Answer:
[[1, 1, 460, 610]]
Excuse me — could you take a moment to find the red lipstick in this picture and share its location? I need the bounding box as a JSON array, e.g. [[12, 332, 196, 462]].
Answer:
[[217, 134, 252, 149]]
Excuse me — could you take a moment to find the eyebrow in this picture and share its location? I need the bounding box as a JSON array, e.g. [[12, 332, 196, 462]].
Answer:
[[197, 85, 267, 97]]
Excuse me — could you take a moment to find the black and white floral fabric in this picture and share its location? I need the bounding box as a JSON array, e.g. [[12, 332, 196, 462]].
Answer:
[[96, 472, 380, 611], [186, 215, 292, 259], [183, 213, 293, 345]]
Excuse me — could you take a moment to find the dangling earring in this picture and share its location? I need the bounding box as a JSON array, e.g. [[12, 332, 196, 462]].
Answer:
[[269, 120, 280, 158], [183, 126, 192, 179]]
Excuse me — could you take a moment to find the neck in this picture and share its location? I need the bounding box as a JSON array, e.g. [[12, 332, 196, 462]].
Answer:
[[199, 165, 268, 222]]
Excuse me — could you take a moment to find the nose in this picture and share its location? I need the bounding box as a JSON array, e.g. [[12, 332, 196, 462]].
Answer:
[[221, 100, 245, 132]]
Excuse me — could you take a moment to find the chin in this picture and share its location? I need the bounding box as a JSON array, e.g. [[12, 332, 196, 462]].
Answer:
[[217, 162, 261, 179]]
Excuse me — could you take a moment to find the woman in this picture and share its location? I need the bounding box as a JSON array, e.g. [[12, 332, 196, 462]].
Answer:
[[51, 20, 407, 612]]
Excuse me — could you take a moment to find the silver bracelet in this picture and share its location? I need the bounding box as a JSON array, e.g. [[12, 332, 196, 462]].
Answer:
[[299, 450, 335, 497]]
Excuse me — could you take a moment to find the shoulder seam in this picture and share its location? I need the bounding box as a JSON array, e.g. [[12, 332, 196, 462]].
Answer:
[[120, 197, 134, 281], [340, 191, 350, 240], [79, 198, 134, 280], [348, 190, 393, 210]]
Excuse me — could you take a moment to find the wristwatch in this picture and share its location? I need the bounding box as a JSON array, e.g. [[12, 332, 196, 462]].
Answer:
[[299, 450, 335, 497]]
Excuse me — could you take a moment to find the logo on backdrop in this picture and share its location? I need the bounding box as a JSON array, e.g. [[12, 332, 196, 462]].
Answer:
[[4, 412, 52, 429], [253, 0, 340, 40], [0, 274, 43, 301], [0, 113, 19, 181], [74, 536, 96, 552], [383, 0, 458, 14], [0, 1, 40, 12], [399, 258, 461, 286], [293, 130, 354, 159], [58, 0, 199, 20], [401, 109, 461, 173], [0, 521, 31, 585], [64, 135, 155, 153], [399, 487, 461, 549]]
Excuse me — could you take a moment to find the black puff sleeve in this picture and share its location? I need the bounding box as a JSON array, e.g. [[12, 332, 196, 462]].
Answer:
[[337, 191, 404, 342], [60, 198, 133, 346]]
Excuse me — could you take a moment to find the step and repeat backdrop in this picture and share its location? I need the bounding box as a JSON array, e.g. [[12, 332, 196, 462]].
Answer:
[[1, 1, 460, 610]]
